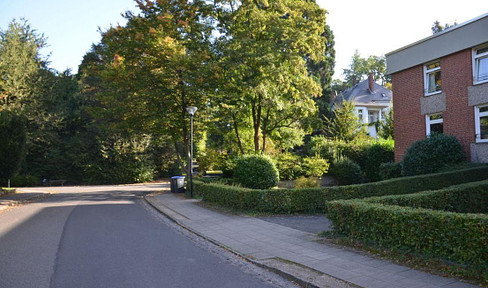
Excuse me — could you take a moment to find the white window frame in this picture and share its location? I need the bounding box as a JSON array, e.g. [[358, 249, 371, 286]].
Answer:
[[424, 61, 442, 96], [475, 105, 488, 143], [425, 113, 443, 136], [473, 44, 488, 85], [356, 107, 367, 124], [368, 109, 380, 124]]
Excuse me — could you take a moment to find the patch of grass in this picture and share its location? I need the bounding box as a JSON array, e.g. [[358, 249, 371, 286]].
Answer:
[[316, 234, 487, 286]]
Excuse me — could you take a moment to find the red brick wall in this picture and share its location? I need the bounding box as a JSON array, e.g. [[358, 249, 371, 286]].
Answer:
[[392, 65, 425, 162], [441, 49, 474, 157], [392, 49, 475, 162]]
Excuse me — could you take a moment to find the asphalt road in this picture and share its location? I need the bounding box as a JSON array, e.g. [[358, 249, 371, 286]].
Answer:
[[0, 184, 296, 288]]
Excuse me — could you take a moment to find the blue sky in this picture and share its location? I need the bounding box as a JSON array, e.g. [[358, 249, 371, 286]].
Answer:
[[0, 0, 138, 74], [1, 0, 487, 78]]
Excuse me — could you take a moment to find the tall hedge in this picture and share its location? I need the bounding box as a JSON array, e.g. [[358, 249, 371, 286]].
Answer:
[[327, 200, 488, 268], [364, 180, 488, 214], [196, 165, 488, 213]]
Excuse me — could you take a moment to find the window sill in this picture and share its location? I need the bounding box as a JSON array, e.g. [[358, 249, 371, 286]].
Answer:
[[473, 79, 488, 86], [424, 91, 443, 97], [475, 139, 488, 144]]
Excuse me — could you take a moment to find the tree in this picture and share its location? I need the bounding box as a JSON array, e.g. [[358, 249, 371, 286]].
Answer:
[[0, 18, 47, 110], [377, 108, 394, 139], [81, 0, 215, 176], [0, 111, 26, 183], [307, 24, 335, 125], [325, 101, 366, 142], [431, 20, 457, 34], [342, 51, 390, 86], [216, 0, 328, 153]]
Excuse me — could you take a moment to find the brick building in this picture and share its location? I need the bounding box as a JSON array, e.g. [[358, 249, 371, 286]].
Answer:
[[386, 13, 488, 162]]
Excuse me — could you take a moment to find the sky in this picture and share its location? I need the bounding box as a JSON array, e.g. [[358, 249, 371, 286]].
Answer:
[[1, 0, 487, 78]]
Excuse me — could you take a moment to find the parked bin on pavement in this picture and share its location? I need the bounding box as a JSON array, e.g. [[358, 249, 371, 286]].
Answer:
[[170, 176, 186, 193]]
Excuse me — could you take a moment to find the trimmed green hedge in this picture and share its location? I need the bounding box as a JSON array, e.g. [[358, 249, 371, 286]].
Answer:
[[364, 180, 488, 214], [326, 201, 488, 267], [196, 165, 488, 213]]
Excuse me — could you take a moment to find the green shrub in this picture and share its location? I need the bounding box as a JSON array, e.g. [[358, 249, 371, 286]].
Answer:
[[234, 154, 279, 189], [302, 155, 329, 177], [363, 139, 394, 182], [379, 162, 402, 180], [11, 175, 40, 187], [328, 158, 363, 185], [293, 176, 320, 189], [221, 156, 238, 178], [196, 166, 488, 214], [326, 200, 488, 268], [274, 152, 304, 180], [402, 134, 466, 176], [197, 149, 226, 173], [307, 136, 370, 165]]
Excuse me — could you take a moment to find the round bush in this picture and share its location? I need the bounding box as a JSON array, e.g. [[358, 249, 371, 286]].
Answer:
[[328, 158, 363, 186], [234, 154, 279, 189], [402, 134, 466, 176]]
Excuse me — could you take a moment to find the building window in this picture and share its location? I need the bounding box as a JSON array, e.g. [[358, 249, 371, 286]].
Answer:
[[475, 105, 488, 142], [357, 109, 364, 122], [368, 110, 379, 123], [424, 61, 442, 96], [426, 113, 443, 135], [473, 45, 488, 84]]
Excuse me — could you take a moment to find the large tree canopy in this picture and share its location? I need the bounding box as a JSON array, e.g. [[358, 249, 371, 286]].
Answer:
[[342, 51, 389, 87], [81, 0, 216, 173], [216, 0, 328, 153], [0, 18, 47, 110]]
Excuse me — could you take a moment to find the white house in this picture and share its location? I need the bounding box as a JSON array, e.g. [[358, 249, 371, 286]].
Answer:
[[333, 74, 392, 138]]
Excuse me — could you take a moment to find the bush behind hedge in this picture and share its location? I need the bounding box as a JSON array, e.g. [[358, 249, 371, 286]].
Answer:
[[234, 154, 279, 189], [196, 165, 488, 214], [328, 158, 363, 185], [402, 134, 466, 176], [326, 200, 488, 267], [363, 140, 394, 182]]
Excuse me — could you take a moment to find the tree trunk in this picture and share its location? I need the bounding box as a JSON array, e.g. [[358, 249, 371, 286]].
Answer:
[[261, 109, 270, 152], [251, 96, 262, 153], [232, 114, 245, 154]]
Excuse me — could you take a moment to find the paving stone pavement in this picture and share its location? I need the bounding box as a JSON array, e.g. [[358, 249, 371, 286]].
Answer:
[[145, 192, 481, 288]]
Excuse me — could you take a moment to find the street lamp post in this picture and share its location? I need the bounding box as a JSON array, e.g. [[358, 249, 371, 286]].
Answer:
[[186, 106, 197, 197]]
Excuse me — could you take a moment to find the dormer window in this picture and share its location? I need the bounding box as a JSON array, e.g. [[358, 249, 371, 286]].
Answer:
[[424, 61, 442, 96], [473, 44, 488, 84]]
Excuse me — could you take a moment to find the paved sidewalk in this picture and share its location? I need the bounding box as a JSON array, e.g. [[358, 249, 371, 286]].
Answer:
[[145, 192, 479, 288]]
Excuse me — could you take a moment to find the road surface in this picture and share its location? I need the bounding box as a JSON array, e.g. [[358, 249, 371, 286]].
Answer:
[[0, 184, 296, 288]]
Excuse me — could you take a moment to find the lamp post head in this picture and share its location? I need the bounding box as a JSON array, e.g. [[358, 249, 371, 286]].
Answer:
[[186, 106, 198, 116]]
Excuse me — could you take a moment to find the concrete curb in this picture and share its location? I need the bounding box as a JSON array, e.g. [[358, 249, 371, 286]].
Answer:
[[144, 195, 357, 288]]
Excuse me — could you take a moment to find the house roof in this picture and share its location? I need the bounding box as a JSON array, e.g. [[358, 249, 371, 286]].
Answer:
[[386, 13, 488, 74], [333, 78, 392, 108]]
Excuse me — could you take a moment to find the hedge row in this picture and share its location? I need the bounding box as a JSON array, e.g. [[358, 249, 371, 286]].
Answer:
[[363, 180, 488, 214], [196, 165, 488, 213], [326, 201, 488, 267]]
